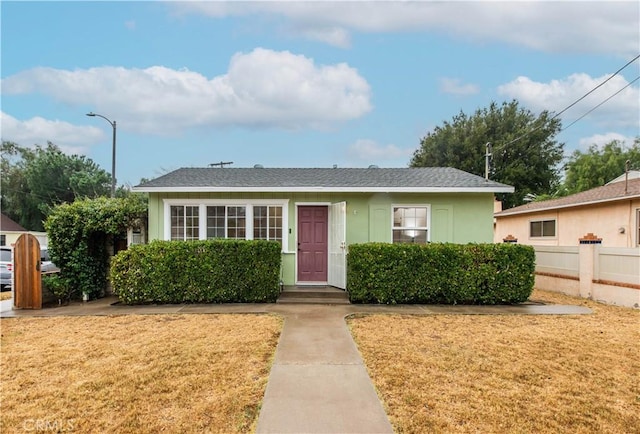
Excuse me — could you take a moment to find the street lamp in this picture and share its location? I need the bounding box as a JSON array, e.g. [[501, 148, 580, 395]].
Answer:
[[86, 112, 117, 197]]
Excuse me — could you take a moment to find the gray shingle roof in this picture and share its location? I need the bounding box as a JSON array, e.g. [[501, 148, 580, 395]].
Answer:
[[134, 167, 513, 193], [495, 177, 640, 217]]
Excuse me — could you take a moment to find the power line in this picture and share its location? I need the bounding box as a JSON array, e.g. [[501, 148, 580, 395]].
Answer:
[[550, 54, 639, 122], [500, 54, 640, 148], [561, 75, 640, 132]]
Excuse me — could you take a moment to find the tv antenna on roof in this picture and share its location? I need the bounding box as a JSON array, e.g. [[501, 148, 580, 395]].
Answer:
[[209, 161, 234, 168]]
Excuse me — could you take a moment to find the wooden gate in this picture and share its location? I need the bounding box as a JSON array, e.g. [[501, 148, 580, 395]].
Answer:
[[13, 233, 42, 309]]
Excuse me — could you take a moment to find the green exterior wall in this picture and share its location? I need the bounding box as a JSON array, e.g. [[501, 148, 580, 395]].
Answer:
[[147, 191, 496, 285]]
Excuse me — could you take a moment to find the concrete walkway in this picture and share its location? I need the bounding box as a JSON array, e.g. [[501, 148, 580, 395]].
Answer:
[[255, 305, 393, 433], [1, 297, 592, 433]]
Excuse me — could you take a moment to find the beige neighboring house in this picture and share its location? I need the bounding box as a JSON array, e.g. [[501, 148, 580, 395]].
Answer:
[[494, 176, 640, 247], [0, 214, 48, 247]]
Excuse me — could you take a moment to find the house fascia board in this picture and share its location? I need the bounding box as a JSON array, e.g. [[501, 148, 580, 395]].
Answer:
[[134, 186, 514, 194], [495, 194, 640, 218]]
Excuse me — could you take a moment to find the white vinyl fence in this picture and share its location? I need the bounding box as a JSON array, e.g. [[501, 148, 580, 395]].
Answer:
[[534, 245, 639, 309]]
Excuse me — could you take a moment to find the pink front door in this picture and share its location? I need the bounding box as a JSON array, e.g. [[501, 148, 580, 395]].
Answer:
[[297, 206, 328, 282]]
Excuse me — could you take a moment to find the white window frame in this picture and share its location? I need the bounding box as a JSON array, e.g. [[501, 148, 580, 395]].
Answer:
[[391, 204, 431, 244], [163, 199, 289, 251], [529, 218, 557, 238]]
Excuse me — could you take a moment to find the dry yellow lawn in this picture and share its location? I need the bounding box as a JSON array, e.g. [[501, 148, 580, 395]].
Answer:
[[349, 289, 640, 434], [0, 292, 11, 301], [1, 314, 282, 433]]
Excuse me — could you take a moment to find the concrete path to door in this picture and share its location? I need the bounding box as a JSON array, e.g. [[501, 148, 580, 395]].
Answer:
[[1, 298, 593, 433], [255, 304, 393, 433]]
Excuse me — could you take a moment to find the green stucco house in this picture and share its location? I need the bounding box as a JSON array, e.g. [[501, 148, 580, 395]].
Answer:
[[133, 167, 513, 289]]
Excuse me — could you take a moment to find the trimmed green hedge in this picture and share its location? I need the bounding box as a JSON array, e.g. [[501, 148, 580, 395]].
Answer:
[[347, 243, 535, 304], [110, 240, 281, 304]]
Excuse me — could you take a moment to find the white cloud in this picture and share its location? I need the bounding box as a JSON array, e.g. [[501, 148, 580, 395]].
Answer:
[[497, 73, 640, 129], [1, 48, 372, 134], [348, 139, 413, 161], [0, 112, 104, 154], [439, 77, 479, 96], [578, 132, 637, 150], [172, 2, 639, 56]]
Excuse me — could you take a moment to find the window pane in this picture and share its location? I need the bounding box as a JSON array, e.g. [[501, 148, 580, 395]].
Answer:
[[207, 206, 225, 239], [542, 220, 556, 237], [227, 206, 246, 239], [530, 221, 542, 237], [415, 208, 427, 227], [393, 207, 427, 229], [254, 206, 267, 239], [393, 229, 428, 244], [185, 206, 199, 241], [170, 206, 184, 241]]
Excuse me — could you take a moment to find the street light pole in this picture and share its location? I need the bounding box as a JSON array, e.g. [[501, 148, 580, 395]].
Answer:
[[86, 112, 117, 197]]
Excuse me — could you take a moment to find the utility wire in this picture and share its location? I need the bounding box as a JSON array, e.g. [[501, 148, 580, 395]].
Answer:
[[561, 75, 640, 132], [500, 54, 640, 148], [550, 54, 639, 122]]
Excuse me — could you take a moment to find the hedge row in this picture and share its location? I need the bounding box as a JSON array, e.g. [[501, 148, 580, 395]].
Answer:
[[347, 242, 535, 304], [110, 240, 281, 304]]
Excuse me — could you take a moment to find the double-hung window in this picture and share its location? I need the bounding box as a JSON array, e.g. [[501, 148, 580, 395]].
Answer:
[[392, 206, 429, 244], [530, 219, 556, 238]]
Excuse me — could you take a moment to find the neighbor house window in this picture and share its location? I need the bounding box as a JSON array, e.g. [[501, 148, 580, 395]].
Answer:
[[254, 206, 283, 244], [530, 219, 556, 238], [171, 205, 200, 241], [0, 235, 5, 246], [393, 206, 429, 244], [165, 200, 288, 250]]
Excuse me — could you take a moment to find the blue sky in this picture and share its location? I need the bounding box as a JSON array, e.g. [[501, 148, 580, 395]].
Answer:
[[2, 1, 639, 187]]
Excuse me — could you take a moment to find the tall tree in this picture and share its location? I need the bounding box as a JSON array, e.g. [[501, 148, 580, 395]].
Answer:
[[1, 141, 111, 231], [410, 100, 565, 209], [562, 138, 640, 194]]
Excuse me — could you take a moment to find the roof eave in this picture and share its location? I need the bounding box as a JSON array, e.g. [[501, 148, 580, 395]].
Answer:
[[133, 186, 514, 194], [495, 193, 640, 217]]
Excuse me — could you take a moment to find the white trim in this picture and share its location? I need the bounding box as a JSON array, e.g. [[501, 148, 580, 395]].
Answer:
[[495, 194, 640, 217], [137, 186, 513, 193], [294, 202, 331, 285], [391, 204, 432, 243], [162, 199, 289, 251]]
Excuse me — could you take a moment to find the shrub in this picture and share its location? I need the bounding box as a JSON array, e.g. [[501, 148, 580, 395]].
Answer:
[[44, 196, 147, 301], [347, 243, 535, 304], [110, 240, 281, 304]]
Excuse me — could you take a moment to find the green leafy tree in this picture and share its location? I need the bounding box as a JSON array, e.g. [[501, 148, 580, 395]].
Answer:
[[1, 141, 110, 231], [562, 138, 640, 194], [410, 100, 565, 209]]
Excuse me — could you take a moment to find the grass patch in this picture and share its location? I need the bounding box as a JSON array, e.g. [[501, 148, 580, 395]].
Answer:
[[348, 289, 640, 433], [1, 314, 282, 433], [0, 292, 11, 301]]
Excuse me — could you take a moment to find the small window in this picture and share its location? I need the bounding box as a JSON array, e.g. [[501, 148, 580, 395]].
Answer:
[[393, 206, 429, 244], [530, 219, 556, 238], [0, 235, 5, 246]]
